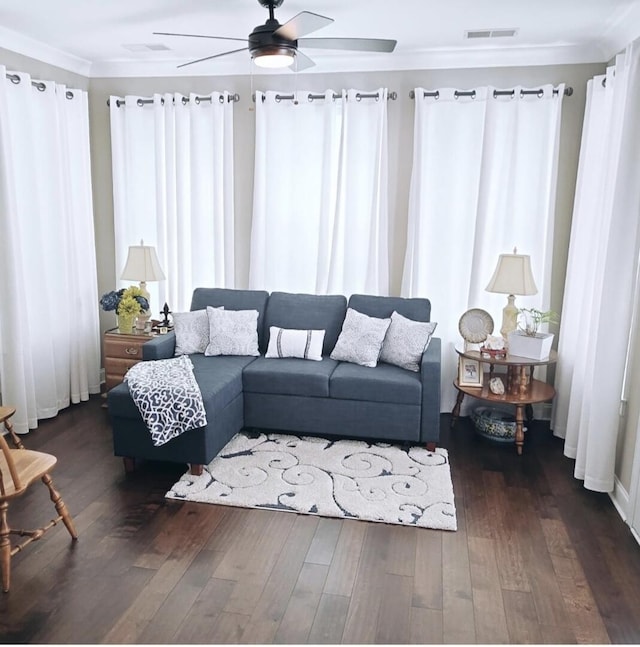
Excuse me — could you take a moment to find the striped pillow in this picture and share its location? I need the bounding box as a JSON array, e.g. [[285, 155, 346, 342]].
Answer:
[[265, 326, 325, 361]]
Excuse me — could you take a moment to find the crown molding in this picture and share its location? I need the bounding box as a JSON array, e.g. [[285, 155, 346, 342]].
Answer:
[[599, 1, 640, 61], [0, 25, 91, 76], [89, 43, 608, 79], [0, 21, 619, 80]]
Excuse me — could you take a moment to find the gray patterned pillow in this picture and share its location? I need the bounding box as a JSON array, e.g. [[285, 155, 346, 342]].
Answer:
[[205, 306, 260, 357], [173, 309, 221, 356], [379, 311, 437, 372], [330, 308, 391, 368]]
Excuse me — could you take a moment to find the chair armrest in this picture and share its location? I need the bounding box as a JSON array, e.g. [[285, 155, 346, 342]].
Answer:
[[143, 332, 176, 360], [420, 337, 441, 444]]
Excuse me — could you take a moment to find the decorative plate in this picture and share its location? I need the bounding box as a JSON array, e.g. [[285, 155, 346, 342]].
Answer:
[[458, 308, 494, 343]]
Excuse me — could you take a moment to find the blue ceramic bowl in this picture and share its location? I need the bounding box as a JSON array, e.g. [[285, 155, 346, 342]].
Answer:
[[471, 407, 518, 443]]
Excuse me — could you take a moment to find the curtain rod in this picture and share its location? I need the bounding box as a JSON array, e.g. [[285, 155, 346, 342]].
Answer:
[[251, 90, 397, 103], [409, 86, 573, 100], [5, 72, 75, 100], [107, 93, 240, 108]]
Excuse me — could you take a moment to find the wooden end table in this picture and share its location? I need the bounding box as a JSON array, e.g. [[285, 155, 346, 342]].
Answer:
[[451, 346, 557, 455], [103, 328, 154, 394]]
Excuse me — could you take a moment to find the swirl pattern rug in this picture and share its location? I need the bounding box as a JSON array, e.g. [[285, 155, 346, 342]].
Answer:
[[166, 432, 457, 531]]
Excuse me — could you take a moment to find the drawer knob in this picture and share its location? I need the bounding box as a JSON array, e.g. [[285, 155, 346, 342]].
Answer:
[[125, 347, 139, 356]]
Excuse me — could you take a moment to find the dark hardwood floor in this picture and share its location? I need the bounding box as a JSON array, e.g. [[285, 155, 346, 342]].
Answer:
[[1, 396, 639, 644]]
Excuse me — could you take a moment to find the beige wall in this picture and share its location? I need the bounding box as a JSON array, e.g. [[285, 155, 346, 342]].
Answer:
[[8, 48, 638, 492], [0, 47, 88, 89]]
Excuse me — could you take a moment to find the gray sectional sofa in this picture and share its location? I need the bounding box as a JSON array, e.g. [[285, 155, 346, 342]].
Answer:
[[107, 288, 441, 475]]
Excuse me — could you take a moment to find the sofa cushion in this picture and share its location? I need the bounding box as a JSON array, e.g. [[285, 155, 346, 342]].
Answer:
[[264, 292, 347, 356], [329, 361, 422, 405], [243, 356, 339, 397], [109, 354, 256, 420], [173, 308, 220, 356], [379, 311, 438, 372], [348, 294, 431, 322], [190, 287, 270, 351], [330, 308, 391, 368], [205, 307, 260, 357], [265, 326, 325, 361]]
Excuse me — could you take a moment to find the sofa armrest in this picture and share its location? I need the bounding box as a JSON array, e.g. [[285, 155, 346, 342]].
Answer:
[[143, 332, 176, 360], [420, 337, 441, 444]]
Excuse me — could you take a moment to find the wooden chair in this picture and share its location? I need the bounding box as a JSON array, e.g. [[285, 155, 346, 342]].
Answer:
[[0, 405, 78, 593]]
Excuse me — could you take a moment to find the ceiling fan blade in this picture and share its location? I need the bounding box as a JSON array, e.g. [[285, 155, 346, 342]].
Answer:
[[154, 31, 248, 43], [274, 11, 334, 41], [299, 37, 397, 53], [177, 47, 249, 68], [291, 50, 316, 72]]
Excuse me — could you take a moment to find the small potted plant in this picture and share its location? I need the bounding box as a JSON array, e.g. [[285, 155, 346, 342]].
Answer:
[[507, 308, 559, 360], [99, 287, 149, 333]]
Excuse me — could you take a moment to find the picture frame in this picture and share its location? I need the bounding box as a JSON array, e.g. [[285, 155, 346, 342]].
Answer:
[[458, 357, 483, 387]]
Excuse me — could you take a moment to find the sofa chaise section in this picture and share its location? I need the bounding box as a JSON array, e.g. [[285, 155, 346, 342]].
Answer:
[[107, 288, 269, 475]]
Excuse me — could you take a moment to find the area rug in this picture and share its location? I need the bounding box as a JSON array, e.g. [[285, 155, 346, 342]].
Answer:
[[166, 432, 457, 531]]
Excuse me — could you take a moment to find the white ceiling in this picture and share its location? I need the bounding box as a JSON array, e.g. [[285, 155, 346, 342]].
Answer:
[[1, 0, 639, 78]]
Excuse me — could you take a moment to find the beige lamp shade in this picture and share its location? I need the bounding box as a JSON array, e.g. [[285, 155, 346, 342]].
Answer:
[[485, 252, 538, 296], [120, 242, 165, 283], [120, 241, 165, 283], [120, 241, 165, 323], [485, 250, 538, 339]]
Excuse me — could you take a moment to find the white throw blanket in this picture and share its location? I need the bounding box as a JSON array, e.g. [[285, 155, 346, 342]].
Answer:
[[125, 355, 207, 446]]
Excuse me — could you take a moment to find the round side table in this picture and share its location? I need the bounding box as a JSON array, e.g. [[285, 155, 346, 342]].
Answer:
[[451, 346, 557, 455]]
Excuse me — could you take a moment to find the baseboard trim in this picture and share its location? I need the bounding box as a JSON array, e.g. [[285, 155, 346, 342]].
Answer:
[[610, 475, 630, 522]]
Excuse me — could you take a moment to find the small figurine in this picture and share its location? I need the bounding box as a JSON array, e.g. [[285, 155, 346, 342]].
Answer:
[[160, 302, 172, 328]]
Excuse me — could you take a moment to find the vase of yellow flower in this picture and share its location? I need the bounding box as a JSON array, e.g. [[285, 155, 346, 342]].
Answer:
[[99, 286, 149, 333], [116, 312, 135, 334]]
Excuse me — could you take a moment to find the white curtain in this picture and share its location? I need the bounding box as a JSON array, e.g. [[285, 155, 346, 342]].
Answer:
[[110, 92, 235, 313], [0, 67, 100, 434], [552, 43, 640, 492], [249, 89, 389, 296], [402, 86, 565, 411]]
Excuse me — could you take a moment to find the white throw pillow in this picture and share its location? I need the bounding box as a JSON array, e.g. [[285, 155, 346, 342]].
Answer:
[[205, 306, 260, 357], [330, 308, 391, 368], [173, 308, 221, 356], [265, 326, 326, 361], [379, 311, 438, 372]]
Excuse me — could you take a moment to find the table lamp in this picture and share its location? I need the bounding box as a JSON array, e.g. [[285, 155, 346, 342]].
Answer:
[[120, 240, 165, 326], [485, 248, 538, 338]]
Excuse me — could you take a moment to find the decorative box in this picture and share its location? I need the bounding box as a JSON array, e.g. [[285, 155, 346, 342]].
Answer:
[[507, 331, 554, 360]]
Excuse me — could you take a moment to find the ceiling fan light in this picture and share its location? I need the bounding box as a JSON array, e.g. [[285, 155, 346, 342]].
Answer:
[[253, 46, 295, 68]]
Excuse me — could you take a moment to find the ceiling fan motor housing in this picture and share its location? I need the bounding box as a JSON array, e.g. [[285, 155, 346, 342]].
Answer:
[[248, 19, 296, 58]]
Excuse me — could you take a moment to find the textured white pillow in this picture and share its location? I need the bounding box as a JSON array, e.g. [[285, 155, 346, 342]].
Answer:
[[330, 308, 391, 368], [266, 326, 326, 361], [379, 311, 438, 372], [205, 307, 260, 357], [173, 308, 222, 356]]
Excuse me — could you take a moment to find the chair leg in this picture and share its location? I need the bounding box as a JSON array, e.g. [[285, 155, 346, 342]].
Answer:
[[41, 473, 78, 540], [0, 501, 11, 593]]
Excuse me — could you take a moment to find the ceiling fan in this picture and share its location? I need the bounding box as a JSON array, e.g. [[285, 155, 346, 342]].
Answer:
[[154, 0, 397, 71]]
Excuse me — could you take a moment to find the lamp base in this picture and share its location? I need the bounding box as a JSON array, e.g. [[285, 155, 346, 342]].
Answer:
[[501, 295, 519, 339]]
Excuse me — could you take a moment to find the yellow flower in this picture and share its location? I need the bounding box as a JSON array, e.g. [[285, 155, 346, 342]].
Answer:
[[117, 295, 142, 316], [122, 286, 144, 300]]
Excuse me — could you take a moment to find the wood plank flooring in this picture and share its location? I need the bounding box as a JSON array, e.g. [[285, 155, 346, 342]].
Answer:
[[1, 396, 639, 643]]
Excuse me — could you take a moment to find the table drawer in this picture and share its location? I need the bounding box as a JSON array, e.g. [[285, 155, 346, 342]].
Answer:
[[104, 338, 146, 360]]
